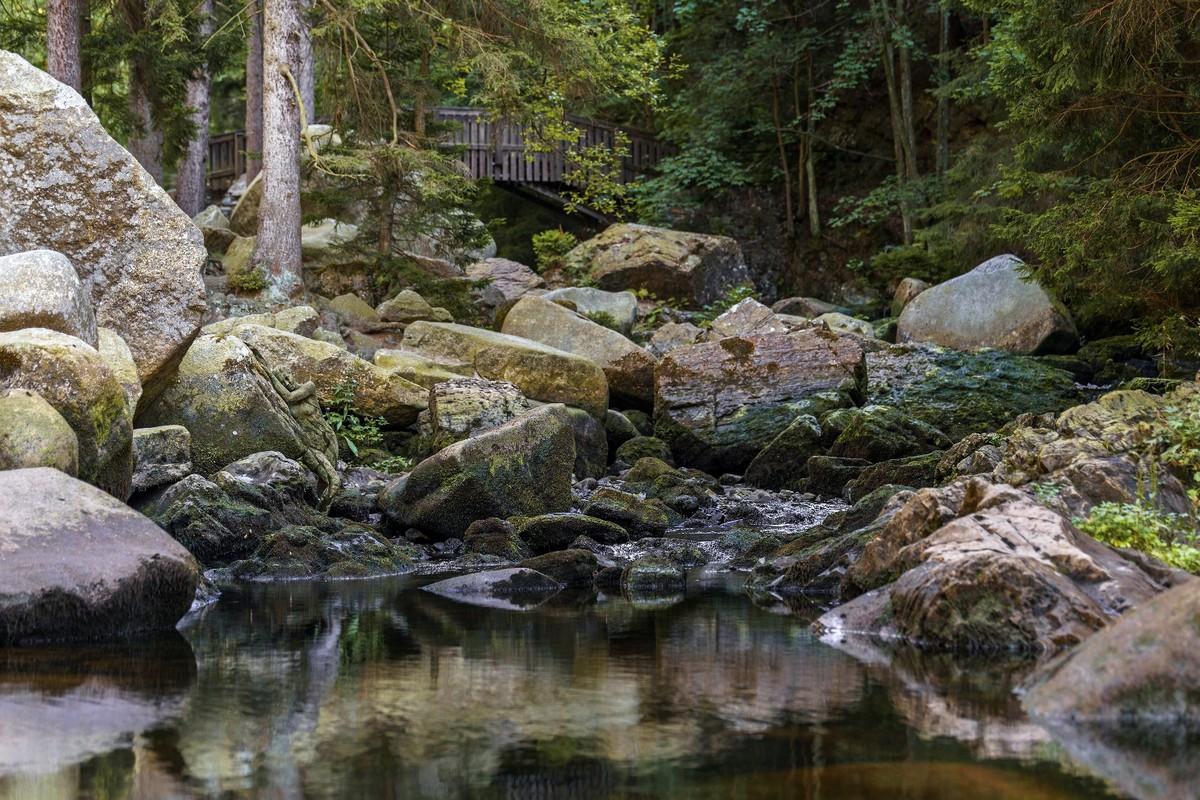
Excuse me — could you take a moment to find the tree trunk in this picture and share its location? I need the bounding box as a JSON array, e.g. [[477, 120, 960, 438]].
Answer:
[[175, 0, 214, 217], [896, 0, 919, 180], [936, 6, 950, 176], [771, 81, 795, 238], [805, 55, 820, 238], [872, 0, 913, 245], [298, 0, 314, 124], [128, 63, 163, 183], [253, 0, 304, 297], [245, 0, 264, 180], [414, 47, 430, 138], [46, 0, 82, 92]]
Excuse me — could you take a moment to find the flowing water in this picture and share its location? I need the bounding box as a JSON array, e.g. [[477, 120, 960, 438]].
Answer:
[[0, 571, 1154, 799]]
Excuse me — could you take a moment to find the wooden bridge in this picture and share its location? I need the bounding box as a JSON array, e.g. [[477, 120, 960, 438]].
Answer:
[[207, 109, 672, 219]]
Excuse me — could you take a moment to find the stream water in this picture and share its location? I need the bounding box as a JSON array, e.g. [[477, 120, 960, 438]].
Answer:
[[0, 571, 1156, 799]]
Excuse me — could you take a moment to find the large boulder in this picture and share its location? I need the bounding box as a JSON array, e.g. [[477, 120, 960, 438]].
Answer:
[[418, 377, 532, 445], [202, 305, 320, 338], [376, 289, 453, 325], [0, 52, 207, 393], [0, 388, 78, 474], [465, 257, 545, 311], [568, 223, 751, 307], [131, 425, 192, 494], [654, 330, 867, 472], [0, 328, 132, 497], [401, 321, 609, 416], [817, 479, 1181, 655], [231, 323, 426, 426], [0, 468, 199, 644], [137, 334, 325, 474], [709, 297, 790, 338], [372, 348, 472, 388], [0, 249, 96, 345], [542, 286, 638, 334], [897, 255, 1079, 354], [1023, 579, 1200, 727], [501, 295, 656, 408], [381, 405, 576, 540]]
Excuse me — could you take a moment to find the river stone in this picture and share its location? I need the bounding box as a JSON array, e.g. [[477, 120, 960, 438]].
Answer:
[[98, 327, 142, 413], [419, 377, 532, 444], [518, 513, 629, 554], [203, 305, 320, 338], [621, 556, 685, 595], [465, 257, 545, 310], [654, 330, 867, 473], [376, 289, 453, 325], [231, 323, 426, 426], [0, 52, 207, 392], [136, 473, 272, 564], [1023, 579, 1200, 727], [422, 568, 564, 610], [583, 487, 669, 538], [137, 334, 318, 475], [648, 322, 703, 357], [520, 550, 599, 588], [543, 286, 638, 334], [0, 249, 96, 346], [819, 479, 1178, 655], [463, 518, 531, 561], [0, 328, 132, 497], [897, 255, 1079, 354], [373, 348, 472, 388], [131, 425, 192, 494], [0, 389, 78, 474], [825, 404, 952, 462], [229, 172, 262, 236], [501, 295, 656, 408], [0, 468, 199, 644], [402, 321, 609, 417], [891, 277, 929, 316], [569, 223, 751, 308], [709, 297, 789, 338], [381, 404, 577, 540], [615, 435, 673, 465]]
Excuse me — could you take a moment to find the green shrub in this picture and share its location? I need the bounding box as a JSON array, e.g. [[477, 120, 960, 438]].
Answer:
[[583, 310, 621, 331], [1076, 502, 1200, 573], [323, 381, 386, 459], [227, 268, 268, 294], [532, 229, 579, 275]]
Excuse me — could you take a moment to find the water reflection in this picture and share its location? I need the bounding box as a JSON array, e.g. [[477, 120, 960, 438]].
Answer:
[[0, 576, 1148, 799]]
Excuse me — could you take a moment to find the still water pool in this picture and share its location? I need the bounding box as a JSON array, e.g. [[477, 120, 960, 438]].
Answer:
[[0, 571, 1158, 799]]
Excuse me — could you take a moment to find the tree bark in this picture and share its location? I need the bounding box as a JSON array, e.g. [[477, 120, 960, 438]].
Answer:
[[805, 55, 820, 238], [896, 0, 919, 180], [872, 0, 913, 245], [128, 62, 163, 183], [245, 0, 265, 180], [46, 0, 83, 92], [936, 6, 950, 176], [771, 81, 795, 238], [253, 0, 304, 297], [175, 0, 214, 217], [297, 0, 314, 124]]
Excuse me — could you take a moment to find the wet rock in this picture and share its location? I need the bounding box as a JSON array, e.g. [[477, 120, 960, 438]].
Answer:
[[621, 556, 685, 594], [654, 330, 866, 473], [377, 289, 453, 325], [570, 223, 751, 307], [502, 295, 656, 407], [825, 404, 952, 462], [648, 321, 703, 357], [543, 286, 638, 334], [604, 409, 641, 453], [381, 405, 576, 540], [466, 257, 545, 313], [231, 323, 426, 426], [0, 468, 198, 644], [237, 523, 414, 580], [583, 487, 669, 537], [422, 567, 563, 609], [743, 414, 823, 490], [131, 425, 192, 494], [0, 388, 78, 474], [462, 518, 532, 561], [0, 328, 132, 497], [1024, 579, 1200, 727], [329, 465, 391, 522], [0, 249, 97, 346], [520, 549, 599, 588], [898, 255, 1079, 354], [519, 513, 629, 554], [615, 435, 673, 466], [844, 451, 941, 502], [418, 377, 532, 446], [709, 297, 789, 338], [402, 321, 609, 417], [137, 474, 272, 563], [0, 52, 207, 392]]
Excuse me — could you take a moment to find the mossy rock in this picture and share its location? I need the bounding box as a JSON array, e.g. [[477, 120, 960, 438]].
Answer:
[[621, 555, 685, 595], [518, 512, 629, 554], [583, 487, 670, 538], [615, 435, 673, 465], [844, 452, 941, 503], [463, 518, 531, 561], [0, 389, 78, 475], [825, 404, 951, 463], [520, 549, 599, 588]]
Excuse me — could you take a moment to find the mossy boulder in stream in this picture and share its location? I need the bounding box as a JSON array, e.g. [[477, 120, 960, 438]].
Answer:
[[583, 487, 670, 538], [621, 556, 685, 595], [381, 405, 577, 540], [518, 513, 629, 554]]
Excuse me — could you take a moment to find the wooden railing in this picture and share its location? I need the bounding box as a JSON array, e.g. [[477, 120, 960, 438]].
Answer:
[[206, 111, 671, 205]]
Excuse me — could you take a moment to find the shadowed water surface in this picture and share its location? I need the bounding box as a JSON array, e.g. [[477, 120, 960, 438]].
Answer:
[[0, 573, 1140, 799]]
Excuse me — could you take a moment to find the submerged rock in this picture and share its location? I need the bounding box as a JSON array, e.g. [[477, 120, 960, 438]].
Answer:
[[0, 52, 207, 392], [422, 568, 563, 610], [897, 255, 1078, 355], [381, 405, 577, 540], [0, 468, 198, 644]]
